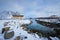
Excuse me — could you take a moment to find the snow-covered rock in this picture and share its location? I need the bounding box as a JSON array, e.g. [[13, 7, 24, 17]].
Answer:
[[4, 31, 14, 39], [0, 19, 59, 40]]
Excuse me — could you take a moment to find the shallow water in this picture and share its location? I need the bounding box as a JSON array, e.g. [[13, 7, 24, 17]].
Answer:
[[27, 19, 55, 33]]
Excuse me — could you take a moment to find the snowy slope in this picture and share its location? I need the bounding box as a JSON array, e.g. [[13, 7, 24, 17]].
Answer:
[[0, 19, 59, 40], [0, 19, 39, 40], [0, 11, 13, 19]]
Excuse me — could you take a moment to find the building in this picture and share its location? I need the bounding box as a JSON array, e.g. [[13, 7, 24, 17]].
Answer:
[[12, 15, 23, 19], [11, 12, 24, 19]]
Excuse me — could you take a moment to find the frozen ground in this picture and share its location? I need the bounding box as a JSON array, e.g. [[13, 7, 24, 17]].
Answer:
[[0, 19, 59, 40]]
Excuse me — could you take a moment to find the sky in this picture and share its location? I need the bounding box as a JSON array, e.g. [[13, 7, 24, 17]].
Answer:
[[0, 0, 60, 18]]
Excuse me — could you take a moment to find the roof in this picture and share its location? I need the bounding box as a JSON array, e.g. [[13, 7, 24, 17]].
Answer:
[[13, 15, 23, 17]]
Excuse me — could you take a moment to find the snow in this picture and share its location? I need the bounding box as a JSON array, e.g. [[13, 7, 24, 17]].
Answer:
[[0, 19, 59, 40], [0, 11, 12, 19], [50, 37, 59, 40], [38, 19, 60, 23], [0, 19, 40, 40]]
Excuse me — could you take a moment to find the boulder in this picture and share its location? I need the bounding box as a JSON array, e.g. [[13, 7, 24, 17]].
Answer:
[[4, 31, 14, 39], [14, 36, 20, 40], [4, 22, 9, 26], [2, 27, 10, 33], [54, 29, 60, 38], [24, 36, 27, 39]]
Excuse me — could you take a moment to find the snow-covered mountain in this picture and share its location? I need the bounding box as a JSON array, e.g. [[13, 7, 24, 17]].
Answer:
[[0, 11, 12, 19], [0, 11, 23, 19]]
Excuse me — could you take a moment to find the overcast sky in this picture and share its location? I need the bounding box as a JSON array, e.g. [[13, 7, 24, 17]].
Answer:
[[0, 0, 60, 17]]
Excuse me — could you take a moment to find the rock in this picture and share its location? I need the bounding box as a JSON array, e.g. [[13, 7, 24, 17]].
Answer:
[[14, 36, 20, 40], [2, 27, 10, 33], [54, 29, 60, 38], [47, 36, 52, 40], [21, 24, 29, 27], [4, 31, 14, 39], [24, 36, 27, 39], [54, 29, 60, 35], [4, 22, 9, 26]]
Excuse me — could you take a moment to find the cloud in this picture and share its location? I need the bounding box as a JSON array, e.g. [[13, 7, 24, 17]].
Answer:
[[27, 4, 60, 17], [6, 3, 25, 13], [0, 0, 25, 13], [0, 0, 60, 17]]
